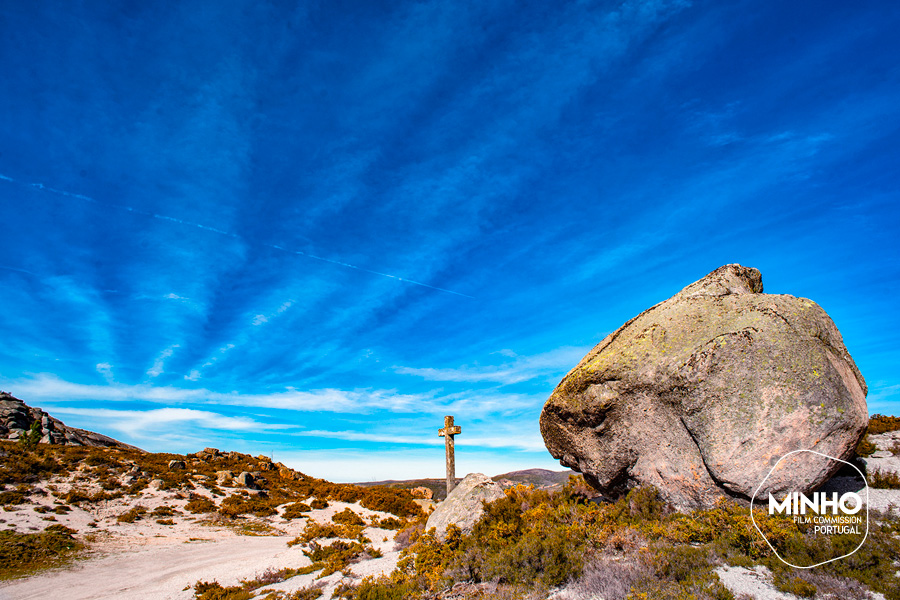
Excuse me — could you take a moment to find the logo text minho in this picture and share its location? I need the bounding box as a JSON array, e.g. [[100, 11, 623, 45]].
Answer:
[[769, 491, 863, 535]]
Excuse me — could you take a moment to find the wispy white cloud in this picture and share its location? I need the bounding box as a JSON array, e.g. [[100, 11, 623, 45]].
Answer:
[[252, 314, 268, 326], [95, 362, 114, 385], [394, 346, 586, 385], [146, 344, 180, 378], [5, 374, 429, 413], [49, 406, 288, 440]]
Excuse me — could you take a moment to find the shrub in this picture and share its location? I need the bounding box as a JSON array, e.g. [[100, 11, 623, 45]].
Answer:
[[185, 496, 217, 514], [369, 516, 404, 530], [310, 498, 328, 510], [332, 508, 365, 526], [0, 489, 28, 505], [0, 524, 84, 579], [219, 495, 277, 518], [289, 520, 365, 545], [856, 435, 877, 456], [303, 540, 382, 577], [117, 506, 147, 523], [772, 571, 816, 597], [192, 581, 252, 600], [869, 468, 900, 489], [282, 502, 311, 519], [868, 415, 900, 435]]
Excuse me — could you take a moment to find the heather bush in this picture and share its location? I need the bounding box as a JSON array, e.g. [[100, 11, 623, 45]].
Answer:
[[185, 496, 216, 514], [332, 507, 365, 526], [0, 524, 84, 579], [303, 539, 382, 576], [219, 494, 277, 518], [116, 505, 147, 523], [282, 502, 311, 519], [867, 414, 900, 434]]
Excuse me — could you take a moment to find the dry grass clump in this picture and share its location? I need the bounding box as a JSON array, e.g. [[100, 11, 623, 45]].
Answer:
[[0, 524, 84, 580]]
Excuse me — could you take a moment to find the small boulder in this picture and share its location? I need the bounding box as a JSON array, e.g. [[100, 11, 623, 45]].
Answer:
[[168, 460, 186, 470], [216, 470, 234, 485], [425, 473, 504, 540], [235, 472, 257, 489]]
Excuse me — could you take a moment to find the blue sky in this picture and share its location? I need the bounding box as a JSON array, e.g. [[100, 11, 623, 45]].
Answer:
[[1, 0, 898, 482]]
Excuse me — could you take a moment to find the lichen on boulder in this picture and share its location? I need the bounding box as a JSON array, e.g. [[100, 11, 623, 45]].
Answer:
[[540, 264, 868, 509]]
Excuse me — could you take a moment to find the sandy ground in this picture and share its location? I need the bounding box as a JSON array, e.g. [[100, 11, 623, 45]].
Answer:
[[0, 475, 403, 600]]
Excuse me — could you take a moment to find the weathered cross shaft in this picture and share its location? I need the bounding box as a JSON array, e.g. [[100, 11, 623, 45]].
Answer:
[[438, 415, 462, 495]]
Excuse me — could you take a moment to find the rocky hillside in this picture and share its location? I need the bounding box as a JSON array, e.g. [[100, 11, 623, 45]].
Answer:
[[0, 391, 139, 449]]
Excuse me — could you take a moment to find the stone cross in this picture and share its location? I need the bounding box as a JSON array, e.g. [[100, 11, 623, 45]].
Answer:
[[438, 415, 462, 495]]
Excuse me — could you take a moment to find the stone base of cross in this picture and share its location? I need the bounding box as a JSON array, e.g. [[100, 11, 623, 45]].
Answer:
[[438, 415, 462, 496]]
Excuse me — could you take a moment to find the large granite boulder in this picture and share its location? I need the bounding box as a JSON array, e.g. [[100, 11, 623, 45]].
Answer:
[[540, 265, 868, 509], [426, 473, 505, 539]]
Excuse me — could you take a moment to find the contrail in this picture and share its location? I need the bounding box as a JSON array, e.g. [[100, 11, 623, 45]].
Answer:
[[1, 173, 473, 298]]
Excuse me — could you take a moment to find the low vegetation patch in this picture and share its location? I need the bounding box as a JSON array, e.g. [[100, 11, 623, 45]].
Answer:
[[867, 414, 900, 435], [219, 494, 278, 518], [332, 507, 365, 526], [0, 524, 85, 579], [186, 496, 217, 514], [303, 539, 383, 577], [116, 505, 147, 523], [289, 520, 367, 545], [869, 468, 900, 489], [282, 502, 311, 519], [330, 477, 900, 600]]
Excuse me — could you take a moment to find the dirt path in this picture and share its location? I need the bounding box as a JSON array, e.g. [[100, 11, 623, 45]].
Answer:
[[0, 534, 305, 600]]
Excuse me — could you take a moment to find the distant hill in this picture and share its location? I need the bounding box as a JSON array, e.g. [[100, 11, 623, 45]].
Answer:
[[0, 391, 140, 450], [356, 468, 574, 501]]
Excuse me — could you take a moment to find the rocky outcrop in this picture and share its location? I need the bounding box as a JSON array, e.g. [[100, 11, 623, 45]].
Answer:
[[540, 265, 868, 509], [425, 473, 505, 539], [0, 391, 139, 450]]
